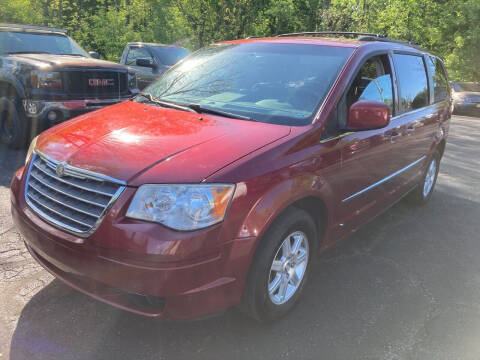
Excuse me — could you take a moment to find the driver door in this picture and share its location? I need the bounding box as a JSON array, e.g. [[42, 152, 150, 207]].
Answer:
[[333, 54, 405, 233]]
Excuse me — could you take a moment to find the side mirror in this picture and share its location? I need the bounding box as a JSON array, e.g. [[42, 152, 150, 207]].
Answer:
[[136, 58, 157, 69], [347, 100, 390, 130], [88, 51, 100, 59]]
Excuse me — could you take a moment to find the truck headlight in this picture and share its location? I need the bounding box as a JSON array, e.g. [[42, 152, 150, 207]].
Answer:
[[128, 71, 137, 90], [31, 71, 63, 89], [126, 184, 235, 230]]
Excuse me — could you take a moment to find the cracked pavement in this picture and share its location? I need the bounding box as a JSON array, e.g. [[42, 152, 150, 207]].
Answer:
[[1, 115, 479, 360]]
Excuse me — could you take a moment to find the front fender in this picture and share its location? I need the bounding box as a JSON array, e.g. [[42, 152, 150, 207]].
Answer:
[[0, 62, 27, 98], [235, 169, 335, 243]]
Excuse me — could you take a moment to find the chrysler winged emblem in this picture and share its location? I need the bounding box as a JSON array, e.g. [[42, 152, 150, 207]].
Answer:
[[56, 163, 66, 177]]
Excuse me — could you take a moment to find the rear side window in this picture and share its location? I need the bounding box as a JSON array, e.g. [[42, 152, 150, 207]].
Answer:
[[393, 54, 429, 113], [427, 57, 449, 102]]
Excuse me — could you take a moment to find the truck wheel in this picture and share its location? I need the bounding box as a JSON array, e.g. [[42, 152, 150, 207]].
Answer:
[[241, 207, 317, 322], [0, 96, 29, 149], [406, 150, 440, 205]]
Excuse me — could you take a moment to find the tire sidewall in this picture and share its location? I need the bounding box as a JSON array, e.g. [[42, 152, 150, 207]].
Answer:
[[0, 96, 27, 148]]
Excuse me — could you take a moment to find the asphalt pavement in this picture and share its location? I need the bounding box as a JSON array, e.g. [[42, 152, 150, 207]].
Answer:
[[1, 115, 479, 360]]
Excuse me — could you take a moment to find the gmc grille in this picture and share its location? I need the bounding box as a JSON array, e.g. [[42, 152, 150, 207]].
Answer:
[[65, 71, 129, 99], [25, 153, 125, 236]]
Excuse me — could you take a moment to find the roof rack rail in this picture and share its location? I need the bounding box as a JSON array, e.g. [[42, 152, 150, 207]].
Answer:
[[0, 23, 67, 34], [277, 31, 387, 38], [245, 36, 262, 39], [358, 35, 419, 46]]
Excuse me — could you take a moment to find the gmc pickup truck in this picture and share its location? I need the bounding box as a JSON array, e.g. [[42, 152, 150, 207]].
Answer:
[[119, 42, 188, 89], [0, 23, 138, 148]]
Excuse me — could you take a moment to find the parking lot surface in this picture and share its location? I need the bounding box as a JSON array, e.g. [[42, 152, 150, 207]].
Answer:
[[1, 115, 479, 360]]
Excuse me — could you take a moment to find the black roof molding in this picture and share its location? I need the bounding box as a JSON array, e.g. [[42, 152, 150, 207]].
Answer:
[[0, 23, 67, 34], [275, 31, 429, 52], [358, 35, 418, 45], [277, 31, 387, 38]]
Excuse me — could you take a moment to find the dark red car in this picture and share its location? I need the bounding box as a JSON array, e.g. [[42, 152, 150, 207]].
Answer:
[[10, 33, 451, 321]]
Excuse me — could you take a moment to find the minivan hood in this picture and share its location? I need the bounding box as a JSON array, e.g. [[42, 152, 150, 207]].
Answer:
[[36, 101, 291, 185], [7, 53, 127, 70]]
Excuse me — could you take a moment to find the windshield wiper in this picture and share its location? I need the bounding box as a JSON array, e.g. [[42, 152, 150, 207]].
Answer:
[[135, 93, 198, 113], [187, 103, 251, 121]]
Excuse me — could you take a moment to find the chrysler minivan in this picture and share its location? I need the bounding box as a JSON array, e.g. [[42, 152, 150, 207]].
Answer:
[[11, 33, 451, 321]]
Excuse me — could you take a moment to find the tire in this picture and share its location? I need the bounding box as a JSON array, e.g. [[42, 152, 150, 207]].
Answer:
[[406, 150, 441, 205], [0, 96, 29, 149], [241, 207, 317, 322]]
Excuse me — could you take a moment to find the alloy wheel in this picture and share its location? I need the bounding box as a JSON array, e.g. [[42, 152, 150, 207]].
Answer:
[[268, 231, 309, 305], [423, 158, 437, 198]]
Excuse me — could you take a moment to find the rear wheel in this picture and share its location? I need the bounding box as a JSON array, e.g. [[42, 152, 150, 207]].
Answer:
[[406, 151, 440, 205], [0, 96, 29, 149], [241, 207, 317, 322]]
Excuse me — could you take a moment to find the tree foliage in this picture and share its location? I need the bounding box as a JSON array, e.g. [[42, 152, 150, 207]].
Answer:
[[0, 0, 478, 80]]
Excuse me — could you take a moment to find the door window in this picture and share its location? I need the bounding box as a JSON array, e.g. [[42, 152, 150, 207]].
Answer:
[[427, 56, 449, 103], [125, 47, 154, 66], [323, 54, 394, 138], [346, 55, 394, 114], [393, 54, 429, 113]]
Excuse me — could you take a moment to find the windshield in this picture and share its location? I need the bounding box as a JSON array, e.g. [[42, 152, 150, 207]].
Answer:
[[151, 46, 189, 66], [141, 43, 354, 125], [454, 82, 480, 92], [0, 31, 88, 56]]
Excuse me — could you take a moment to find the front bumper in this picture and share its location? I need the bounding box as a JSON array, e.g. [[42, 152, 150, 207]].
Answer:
[[10, 168, 256, 320], [23, 97, 131, 126]]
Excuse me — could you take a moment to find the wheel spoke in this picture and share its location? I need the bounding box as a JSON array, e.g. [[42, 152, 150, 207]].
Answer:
[[295, 250, 307, 264], [282, 237, 291, 256], [289, 271, 300, 286], [291, 234, 303, 255], [271, 259, 283, 272], [279, 273, 289, 299], [268, 274, 281, 294]]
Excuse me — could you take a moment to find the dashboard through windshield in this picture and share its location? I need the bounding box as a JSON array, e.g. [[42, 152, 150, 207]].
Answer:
[[140, 43, 354, 125]]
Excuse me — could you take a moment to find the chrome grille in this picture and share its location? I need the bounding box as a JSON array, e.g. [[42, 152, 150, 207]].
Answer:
[[25, 152, 126, 236]]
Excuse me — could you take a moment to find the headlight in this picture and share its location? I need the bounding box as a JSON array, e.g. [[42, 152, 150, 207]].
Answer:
[[31, 70, 62, 89], [25, 136, 38, 164], [128, 71, 137, 90], [126, 184, 235, 230]]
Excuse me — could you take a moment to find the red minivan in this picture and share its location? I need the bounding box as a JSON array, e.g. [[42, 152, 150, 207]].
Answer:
[[10, 33, 451, 321]]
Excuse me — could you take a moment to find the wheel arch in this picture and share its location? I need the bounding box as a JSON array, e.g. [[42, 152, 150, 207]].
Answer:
[[436, 138, 446, 158], [0, 78, 23, 99], [0, 71, 25, 99], [288, 196, 327, 245], [237, 177, 332, 253]]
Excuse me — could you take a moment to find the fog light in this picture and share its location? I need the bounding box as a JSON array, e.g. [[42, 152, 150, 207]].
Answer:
[[47, 110, 57, 122]]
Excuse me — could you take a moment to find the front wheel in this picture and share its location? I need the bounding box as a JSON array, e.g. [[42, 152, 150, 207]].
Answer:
[[0, 96, 29, 149], [241, 207, 316, 322], [406, 151, 440, 205]]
